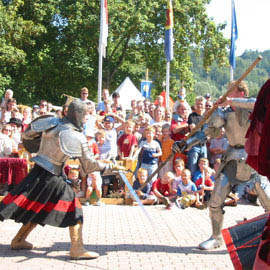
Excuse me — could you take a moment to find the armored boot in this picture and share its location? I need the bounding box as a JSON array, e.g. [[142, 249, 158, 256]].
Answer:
[[198, 206, 224, 250], [11, 223, 37, 250], [69, 222, 99, 260]]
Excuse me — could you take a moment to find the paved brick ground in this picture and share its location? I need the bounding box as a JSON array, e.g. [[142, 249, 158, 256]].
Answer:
[[0, 201, 264, 270]]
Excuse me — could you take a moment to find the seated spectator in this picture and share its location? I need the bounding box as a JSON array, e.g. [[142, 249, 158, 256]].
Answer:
[[159, 123, 174, 178], [195, 167, 215, 203], [133, 168, 157, 205], [171, 158, 185, 195], [64, 167, 81, 195], [209, 127, 228, 166], [117, 120, 138, 159], [152, 171, 174, 207], [175, 169, 201, 209], [84, 172, 103, 206], [0, 125, 13, 157], [192, 157, 215, 183]]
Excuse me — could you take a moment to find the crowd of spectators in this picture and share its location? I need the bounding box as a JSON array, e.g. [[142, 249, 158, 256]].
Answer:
[[0, 85, 259, 209]]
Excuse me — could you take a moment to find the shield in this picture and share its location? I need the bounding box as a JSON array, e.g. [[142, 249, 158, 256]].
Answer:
[[222, 212, 269, 270]]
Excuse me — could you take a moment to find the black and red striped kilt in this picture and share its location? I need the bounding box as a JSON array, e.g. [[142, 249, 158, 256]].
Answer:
[[0, 165, 83, 227]]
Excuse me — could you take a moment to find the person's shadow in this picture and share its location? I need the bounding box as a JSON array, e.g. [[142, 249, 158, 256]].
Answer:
[[0, 242, 228, 266]]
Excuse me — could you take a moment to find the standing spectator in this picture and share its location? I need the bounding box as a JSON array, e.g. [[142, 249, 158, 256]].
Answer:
[[0, 98, 17, 124], [159, 124, 174, 178], [133, 168, 157, 205], [187, 96, 207, 176], [171, 102, 190, 141], [33, 100, 47, 119], [149, 103, 156, 119], [173, 87, 192, 114], [143, 99, 151, 114], [1, 89, 13, 110], [117, 120, 138, 159], [111, 92, 123, 113], [209, 127, 228, 165], [0, 125, 13, 157], [137, 125, 162, 183], [32, 105, 39, 118], [150, 106, 165, 127], [22, 107, 32, 132], [85, 172, 103, 206], [8, 118, 23, 152], [205, 100, 213, 112], [156, 95, 165, 108], [164, 107, 172, 125], [80, 87, 93, 104], [97, 88, 111, 113]]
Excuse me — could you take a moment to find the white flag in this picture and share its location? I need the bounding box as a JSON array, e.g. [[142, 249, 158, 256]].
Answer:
[[99, 0, 108, 58]]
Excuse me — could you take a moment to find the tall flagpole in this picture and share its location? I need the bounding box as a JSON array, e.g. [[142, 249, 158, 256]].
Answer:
[[98, 0, 108, 104], [166, 62, 170, 108], [164, 0, 174, 109], [230, 0, 238, 82]]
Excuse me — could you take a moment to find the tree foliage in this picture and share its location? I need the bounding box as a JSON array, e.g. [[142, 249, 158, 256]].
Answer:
[[0, 0, 228, 105]]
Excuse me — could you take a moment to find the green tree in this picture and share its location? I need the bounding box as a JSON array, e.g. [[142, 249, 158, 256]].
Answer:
[[0, 0, 229, 105]]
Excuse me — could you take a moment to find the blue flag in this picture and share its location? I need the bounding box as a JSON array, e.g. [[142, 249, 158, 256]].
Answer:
[[164, 0, 174, 62], [140, 81, 153, 99], [230, 0, 238, 70]]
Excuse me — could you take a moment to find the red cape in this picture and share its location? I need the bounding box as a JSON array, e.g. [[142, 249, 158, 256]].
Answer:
[[245, 79, 270, 177]]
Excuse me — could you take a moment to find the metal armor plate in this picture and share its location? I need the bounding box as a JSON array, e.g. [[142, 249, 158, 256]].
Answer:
[[31, 116, 59, 132], [59, 129, 85, 157]]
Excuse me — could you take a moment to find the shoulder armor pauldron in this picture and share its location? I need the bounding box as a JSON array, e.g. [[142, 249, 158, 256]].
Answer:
[[31, 116, 59, 132]]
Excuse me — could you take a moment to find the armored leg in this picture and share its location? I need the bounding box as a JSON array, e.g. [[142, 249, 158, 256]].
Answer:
[[199, 173, 232, 250], [253, 175, 270, 211], [69, 222, 99, 260], [11, 223, 37, 250]]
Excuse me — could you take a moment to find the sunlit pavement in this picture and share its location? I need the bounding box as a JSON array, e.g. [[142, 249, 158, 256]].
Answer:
[[0, 202, 264, 270]]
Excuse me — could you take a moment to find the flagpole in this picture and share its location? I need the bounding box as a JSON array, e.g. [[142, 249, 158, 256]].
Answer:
[[230, 66, 234, 82], [166, 62, 170, 108], [97, 0, 104, 104]]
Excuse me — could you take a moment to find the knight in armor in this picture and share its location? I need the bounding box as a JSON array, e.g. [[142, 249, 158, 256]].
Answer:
[[173, 81, 270, 250], [0, 99, 123, 259]]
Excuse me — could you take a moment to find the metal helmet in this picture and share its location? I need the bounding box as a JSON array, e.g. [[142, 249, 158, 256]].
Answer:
[[66, 99, 88, 130]]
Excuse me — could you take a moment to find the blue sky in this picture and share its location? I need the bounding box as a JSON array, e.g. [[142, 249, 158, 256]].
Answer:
[[207, 0, 270, 56]]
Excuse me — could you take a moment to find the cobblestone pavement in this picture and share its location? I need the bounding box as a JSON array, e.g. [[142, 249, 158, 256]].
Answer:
[[0, 201, 264, 270]]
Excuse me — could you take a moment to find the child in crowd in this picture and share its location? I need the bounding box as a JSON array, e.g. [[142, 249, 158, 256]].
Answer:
[[117, 120, 138, 159], [65, 167, 81, 195], [195, 166, 215, 203], [152, 171, 174, 207], [171, 158, 185, 195], [137, 125, 162, 183], [153, 124, 162, 146], [192, 157, 215, 183], [158, 123, 174, 178], [175, 169, 201, 209], [209, 127, 228, 166], [84, 172, 103, 206], [132, 168, 157, 205]]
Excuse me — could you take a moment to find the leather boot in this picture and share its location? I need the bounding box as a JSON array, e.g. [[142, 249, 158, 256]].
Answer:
[[69, 222, 99, 260], [11, 223, 37, 250]]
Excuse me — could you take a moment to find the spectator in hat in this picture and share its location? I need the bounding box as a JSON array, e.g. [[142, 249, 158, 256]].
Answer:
[[204, 93, 212, 101], [8, 117, 23, 150]]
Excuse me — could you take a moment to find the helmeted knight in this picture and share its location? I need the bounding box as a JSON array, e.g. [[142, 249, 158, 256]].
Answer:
[[173, 81, 270, 250]]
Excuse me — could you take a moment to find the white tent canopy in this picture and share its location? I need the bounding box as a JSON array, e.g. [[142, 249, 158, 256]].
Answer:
[[112, 77, 144, 110]]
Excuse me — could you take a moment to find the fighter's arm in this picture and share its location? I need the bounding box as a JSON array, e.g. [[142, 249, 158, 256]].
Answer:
[[226, 97, 256, 110]]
